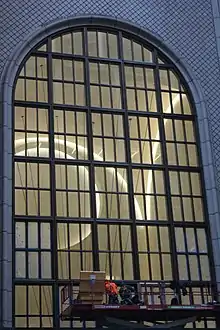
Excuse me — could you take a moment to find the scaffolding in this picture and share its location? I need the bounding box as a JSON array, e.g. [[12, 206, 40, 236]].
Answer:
[[60, 272, 219, 329]]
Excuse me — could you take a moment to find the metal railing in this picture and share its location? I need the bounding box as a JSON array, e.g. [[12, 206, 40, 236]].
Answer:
[[60, 280, 216, 315]]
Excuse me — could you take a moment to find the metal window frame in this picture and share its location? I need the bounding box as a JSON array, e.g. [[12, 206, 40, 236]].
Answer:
[[11, 26, 217, 328]]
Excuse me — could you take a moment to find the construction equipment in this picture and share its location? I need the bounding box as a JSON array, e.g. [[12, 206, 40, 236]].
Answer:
[[60, 273, 219, 328]]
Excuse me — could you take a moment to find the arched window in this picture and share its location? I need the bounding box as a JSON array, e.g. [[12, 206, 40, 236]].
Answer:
[[13, 27, 212, 328]]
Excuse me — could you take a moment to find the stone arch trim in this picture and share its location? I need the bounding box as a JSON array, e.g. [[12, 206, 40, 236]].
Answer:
[[0, 14, 219, 326]]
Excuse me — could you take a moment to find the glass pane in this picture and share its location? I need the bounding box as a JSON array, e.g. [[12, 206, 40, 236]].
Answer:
[[197, 229, 207, 252], [62, 33, 72, 54], [151, 254, 161, 280], [137, 227, 147, 251], [178, 255, 188, 280], [139, 254, 150, 280], [123, 254, 133, 280], [162, 254, 172, 280], [52, 36, 61, 52], [98, 225, 108, 251], [133, 42, 143, 61], [88, 31, 97, 57], [175, 228, 185, 252], [189, 255, 199, 280], [186, 228, 197, 252], [160, 70, 169, 90], [108, 34, 118, 58], [185, 121, 195, 142], [145, 69, 155, 88], [147, 91, 157, 112], [172, 197, 183, 221], [169, 71, 179, 91], [174, 120, 185, 141], [180, 172, 190, 195], [123, 38, 132, 60], [73, 32, 83, 55], [169, 171, 180, 195], [16, 252, 26, 277], [160, 227, 170, 252], [200, 255, 210, 280], [98, 32, 108, 58], [15, 286, 27, 314], [193, 197, 204, 221]]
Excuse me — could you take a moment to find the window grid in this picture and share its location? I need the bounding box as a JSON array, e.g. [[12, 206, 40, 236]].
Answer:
[[13, 27, 215, 328]]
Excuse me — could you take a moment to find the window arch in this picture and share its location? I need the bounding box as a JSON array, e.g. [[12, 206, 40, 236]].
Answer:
[[13, 26, 212, 328]]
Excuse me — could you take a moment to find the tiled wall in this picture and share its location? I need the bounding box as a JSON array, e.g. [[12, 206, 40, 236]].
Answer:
[[1, 0, 220, 326]]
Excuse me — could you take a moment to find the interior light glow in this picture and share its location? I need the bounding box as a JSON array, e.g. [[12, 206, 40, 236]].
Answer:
[[145, 94, 183, 219], [15, 137, 144, 246]]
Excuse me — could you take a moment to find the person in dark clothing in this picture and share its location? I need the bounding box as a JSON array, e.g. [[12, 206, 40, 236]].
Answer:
[[119, 283, 144, 305], [119, 284, 134, 305]]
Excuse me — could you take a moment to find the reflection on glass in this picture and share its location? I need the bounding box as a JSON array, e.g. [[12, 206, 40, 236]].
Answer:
[[52, 32, 83, 55], [88, 31, 118, 58], [123, 38, 152, 62]]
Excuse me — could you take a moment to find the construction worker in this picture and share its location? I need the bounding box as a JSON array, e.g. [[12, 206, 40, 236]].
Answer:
[[119, 283, 134, 305], [119, 283, 143, 305], [105, 280, 119, 305]]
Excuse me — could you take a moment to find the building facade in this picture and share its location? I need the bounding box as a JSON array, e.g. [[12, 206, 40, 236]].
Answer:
[[1, 0, 220, 328]]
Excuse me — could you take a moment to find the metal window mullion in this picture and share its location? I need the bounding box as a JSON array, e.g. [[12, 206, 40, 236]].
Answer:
[[25, 220, 29, 279], [132, 64, 139, 114], [66, 222, 71, 279], [147, 117, 159, 221], [72, 59, 76, 105], [73, 111, 78, 159], [47, 38, 58, 328], [111, 115, 120, 218], [119, 225, 125, 279], [79, 224, 84, 270], [47, 37, 57, 293], [99, 113, 105, 162], [38, 214, 42, 280], [146, 226, 152, 280], [157, 226, 165, 280], [108, 62, 114, 109], [76, 164, 81, 219], [155, 60, 178, 282], [64, 165, 69, 219], [183, 227, 192, 284], [103, 166, 110, 219], [193, 226, 203, 281], [182, 119, 191, 167], [84, 27, 99, 271], [166, 69, 175, 116], [186, 170, 198, 223], [118, 30, 140, 279], [107, 224, 112, 278], [141, 169, 148, 220], [26, 285, 29, 327], [173, 165, 185, 221], [39, 283, 42, 326]]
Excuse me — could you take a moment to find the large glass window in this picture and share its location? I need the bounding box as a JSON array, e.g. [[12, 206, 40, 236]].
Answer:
[[13, 27, 212, 328]]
